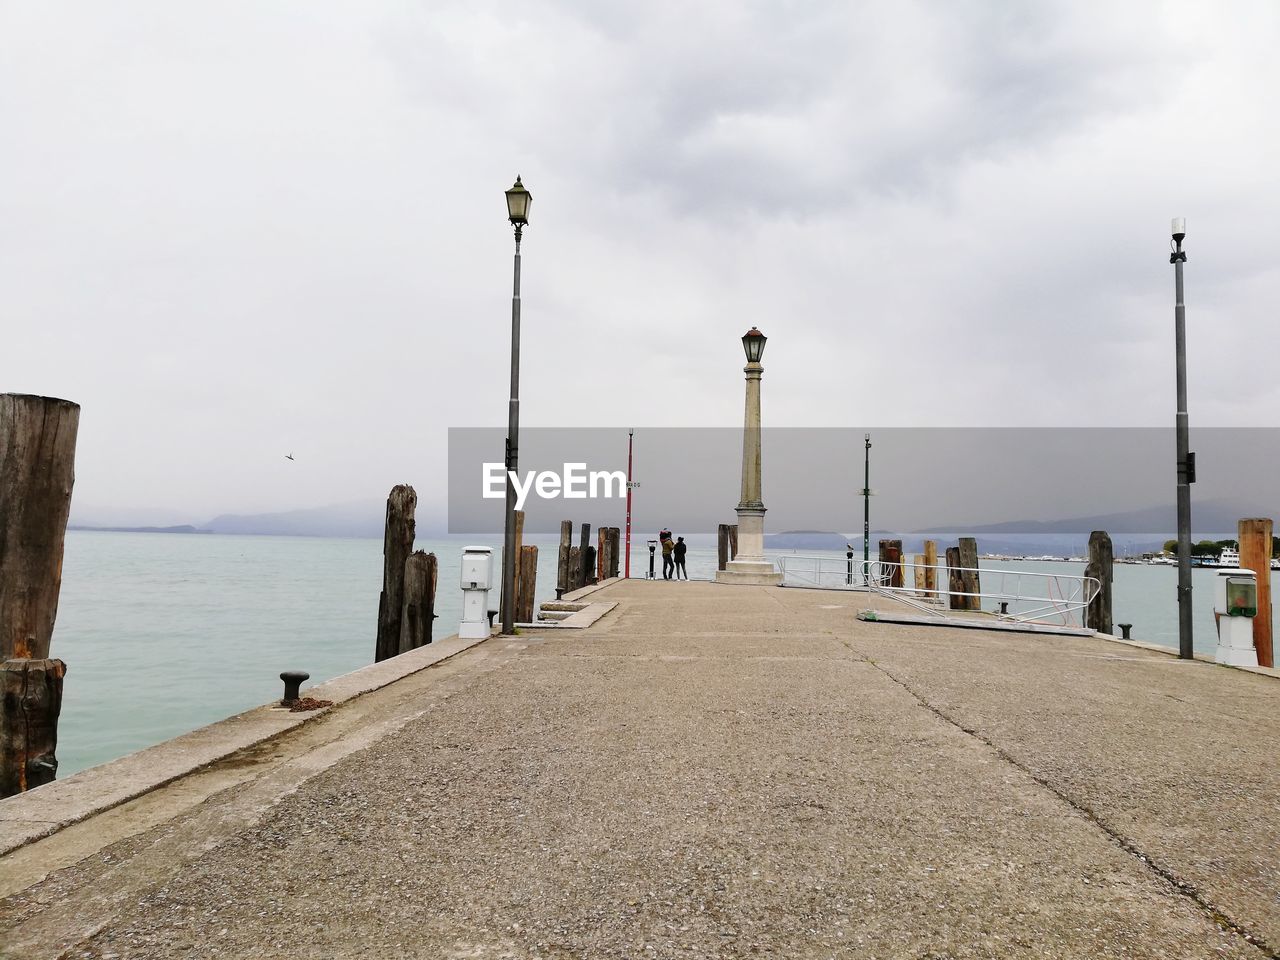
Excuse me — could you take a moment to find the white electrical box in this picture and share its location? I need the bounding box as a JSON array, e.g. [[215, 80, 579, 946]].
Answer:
[[459, 546, 494, 639], [1213, 568, 1258, 668], [461, 546, 494, 590]]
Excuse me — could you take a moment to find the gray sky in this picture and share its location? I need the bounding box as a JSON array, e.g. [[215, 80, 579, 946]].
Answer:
[[3, 2, 1277, 525]]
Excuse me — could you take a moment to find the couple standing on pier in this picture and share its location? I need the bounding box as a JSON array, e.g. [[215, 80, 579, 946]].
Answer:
[[658, 529, 687, 580]]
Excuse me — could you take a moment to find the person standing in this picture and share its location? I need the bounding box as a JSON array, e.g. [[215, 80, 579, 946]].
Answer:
[[673, 536, 688, 580], [661, 533, 675, 580]]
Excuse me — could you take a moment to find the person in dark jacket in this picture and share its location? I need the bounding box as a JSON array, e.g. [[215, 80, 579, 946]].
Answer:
[[661, 533, 675, 580], [673, 536, 688, 580]]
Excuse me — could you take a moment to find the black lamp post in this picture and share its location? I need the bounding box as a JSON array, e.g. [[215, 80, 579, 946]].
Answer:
[[500, 176, 531, 635], [1170, 217, 1194, 660]]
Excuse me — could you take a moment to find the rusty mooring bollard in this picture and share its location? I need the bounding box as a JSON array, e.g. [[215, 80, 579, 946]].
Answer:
[[280, 670, 310, 705], [1118, 623, 1133, 640]]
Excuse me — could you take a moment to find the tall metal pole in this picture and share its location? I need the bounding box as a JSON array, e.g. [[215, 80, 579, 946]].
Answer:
[[624, 429, 634, 579], [1171, 219, 1193, 659], [863, 433, 871, 565], [500, 224, 522, 634]]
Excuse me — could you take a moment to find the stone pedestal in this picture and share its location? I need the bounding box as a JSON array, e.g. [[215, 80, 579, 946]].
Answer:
[[715, 506, 781, 585]]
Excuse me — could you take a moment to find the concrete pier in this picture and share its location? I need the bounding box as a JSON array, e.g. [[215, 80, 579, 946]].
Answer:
[[2, 581, 1279, 958]]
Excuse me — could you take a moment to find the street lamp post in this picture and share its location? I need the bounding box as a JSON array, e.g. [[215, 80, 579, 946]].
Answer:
[[1171, 217, 1194, 660], [863, 433, 871, 566], [715, 327, 782, 585], [500, 176, 531, 635]]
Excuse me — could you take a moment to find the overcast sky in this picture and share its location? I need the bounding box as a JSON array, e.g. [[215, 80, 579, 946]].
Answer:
[[3, 1, 1277, 525]]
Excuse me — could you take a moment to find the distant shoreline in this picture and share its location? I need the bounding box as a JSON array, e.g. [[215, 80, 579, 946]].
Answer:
[[68, 525, 212, 535]]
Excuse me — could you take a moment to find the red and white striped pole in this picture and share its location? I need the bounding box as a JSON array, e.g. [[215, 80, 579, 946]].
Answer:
[[624, 428, 634, 578]]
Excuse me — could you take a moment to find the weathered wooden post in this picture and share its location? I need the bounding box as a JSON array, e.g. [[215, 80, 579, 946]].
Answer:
[[597, 527, 607, 582], [914, 557, 926, 592], [557, 520, 572, 597], [878, 540, 903, 588], [1, 395, 80, 662], [1084, 530, 1114, 634], [578, 523, 592, 587], [517, 545, 538, 623], [399, 551, 438, 653], [1, 394, 79, 797], [567, 546, 582, 591], [584, 545, 597, 585], [375, 485, 416, 662], [957, 537, 981, 610], [2, 658, 66, 796], [923, 540, 938, 593], [717, 524, 730, 572], [946, 546, 964, 610], [607, 528, 620, 579], [728, 524, 738, 562], [511, 509, 526, 622], [1239, 518, 1274, 667]]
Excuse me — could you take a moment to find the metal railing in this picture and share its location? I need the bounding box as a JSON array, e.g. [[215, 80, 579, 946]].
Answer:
[[775, 555, 1100, 628]]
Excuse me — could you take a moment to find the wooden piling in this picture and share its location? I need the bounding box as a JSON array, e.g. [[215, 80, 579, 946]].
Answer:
[[946, 546, 964, 610], [597, 527, 607, 582], [584, 545, 598, 586], [729, 524, 738, 561], [1, 658, 65, 797], [1239, 518, 1274, 668], [0, 394, 80, 662], [878, 540, 903, 588], [717, 524, 730, 571], [914, 557, 926, 592], [923, 540, 938, 593], [517, 545, 538, 623], [399, 551, 438, 654], [1085, 531, 1114, 635], [608, 528, 621, 579], [579, 523, 592, 588], [375, 485, 417, 663], [568, 546, 582, 591], [511, 509, 526, 621], [957, 537, 981, 611], [557, 520, 572, 595]]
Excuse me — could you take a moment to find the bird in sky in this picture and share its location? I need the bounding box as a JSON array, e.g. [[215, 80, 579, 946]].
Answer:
[[285, 453, 295, 461]]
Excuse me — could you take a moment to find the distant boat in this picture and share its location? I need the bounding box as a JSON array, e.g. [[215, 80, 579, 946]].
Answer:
[[1216, 546, 1241, 568]]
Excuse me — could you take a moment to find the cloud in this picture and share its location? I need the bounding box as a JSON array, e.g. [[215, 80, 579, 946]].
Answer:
[[2, 1, 1277, 522]]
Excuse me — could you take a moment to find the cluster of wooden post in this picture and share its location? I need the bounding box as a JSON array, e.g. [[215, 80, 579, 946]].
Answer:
[[374, 485, 438, 662], [596, 526, 621, 583], [877, 540, 904, 588], [556, 521, 618, 595], [1, 394, 79, 798], [941, 537, 981, 610], [716, 524, 739, 571]]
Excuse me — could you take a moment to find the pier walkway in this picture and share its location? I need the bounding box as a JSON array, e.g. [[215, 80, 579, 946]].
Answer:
[[3, 581, 1279, 958]]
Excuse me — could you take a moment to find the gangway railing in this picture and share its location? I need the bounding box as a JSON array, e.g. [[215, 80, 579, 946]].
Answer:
[[775, 555, 1100, 628]]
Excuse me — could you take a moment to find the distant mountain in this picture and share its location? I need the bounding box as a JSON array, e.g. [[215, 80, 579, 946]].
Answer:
[[914, 498, 1270, 537], [765, 530, 853, 551], [203, 501, 392, 538], [69, 524, 210, 535]]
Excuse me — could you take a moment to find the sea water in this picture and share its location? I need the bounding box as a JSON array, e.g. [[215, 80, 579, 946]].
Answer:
[[51, 532, 1275, 777]]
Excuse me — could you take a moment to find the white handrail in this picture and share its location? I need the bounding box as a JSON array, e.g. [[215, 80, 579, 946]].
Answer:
[[775, 555, 1100, 628]]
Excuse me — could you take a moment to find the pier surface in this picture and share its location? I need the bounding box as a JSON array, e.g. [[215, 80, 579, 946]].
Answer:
[[2, 581, 1279, 958]]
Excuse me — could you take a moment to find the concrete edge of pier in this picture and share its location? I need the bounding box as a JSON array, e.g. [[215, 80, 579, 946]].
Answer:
[[0, 628, 499, 857], [1095, 630, 1280, 680]]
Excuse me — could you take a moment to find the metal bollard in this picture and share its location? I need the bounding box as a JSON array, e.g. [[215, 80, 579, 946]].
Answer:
[[280, 670, 310, 705], [555, 588, 565, 601], [1118, 623, 1133, 640], [998, 601, 1009, 615]]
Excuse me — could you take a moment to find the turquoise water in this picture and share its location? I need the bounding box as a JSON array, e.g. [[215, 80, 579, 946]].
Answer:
[[51, 532, 1273, 778]]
